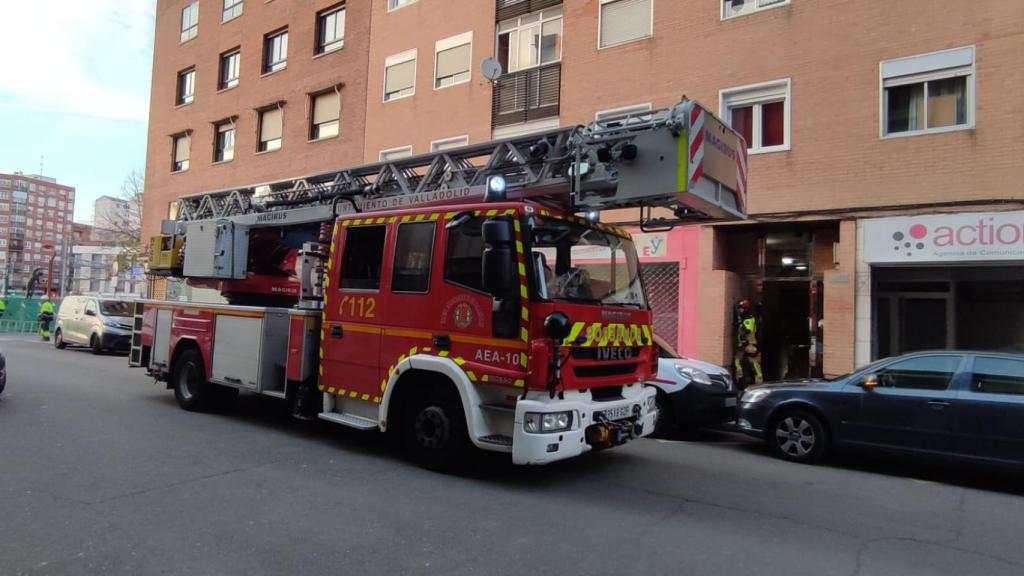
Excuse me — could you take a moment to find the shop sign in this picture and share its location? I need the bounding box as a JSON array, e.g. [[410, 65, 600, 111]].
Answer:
[[634, 232, 668, 259], [864, 211, 1024, 263]]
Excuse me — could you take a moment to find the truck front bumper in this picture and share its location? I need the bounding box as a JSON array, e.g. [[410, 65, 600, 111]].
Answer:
[[511, 384, 656, 465]]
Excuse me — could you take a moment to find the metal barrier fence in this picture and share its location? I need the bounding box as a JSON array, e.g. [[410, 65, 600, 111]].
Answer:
[[0, 298, 61, 333]]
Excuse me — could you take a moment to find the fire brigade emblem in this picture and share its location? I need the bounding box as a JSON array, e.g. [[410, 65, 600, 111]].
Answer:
[[453, 303, 474, 329]]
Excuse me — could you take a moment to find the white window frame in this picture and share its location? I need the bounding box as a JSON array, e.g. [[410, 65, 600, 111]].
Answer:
[[177, 67, 196, 106], [387, 0, 418, 13], [434, 32, 472, 90], [263, 28, 289, 75], [379, 145, 414, 162], [594, 102, 652, 122], [222, 0, 243, 23], [383, 49, 417, 102], [219, 49, 241, 90], [719, 78, 791, 154], [879, 45, 976, 139], [316, 4, 346, 55], [430, 135, 469, 152], [180, 2, 199, 43], [496, 7, 563, 74], [598, 0, 654, 50], [721, 0, 790, 21]]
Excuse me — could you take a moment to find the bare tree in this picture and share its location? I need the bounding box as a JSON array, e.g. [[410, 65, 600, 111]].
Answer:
[[93, 170, 144, 258]]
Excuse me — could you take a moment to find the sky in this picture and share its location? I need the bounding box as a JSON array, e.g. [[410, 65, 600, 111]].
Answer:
[[0, 0, 156, 223]]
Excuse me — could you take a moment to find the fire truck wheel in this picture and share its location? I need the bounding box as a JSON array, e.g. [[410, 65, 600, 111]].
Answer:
[[172, 349, 213, 412], [403, 386, 470, 472]]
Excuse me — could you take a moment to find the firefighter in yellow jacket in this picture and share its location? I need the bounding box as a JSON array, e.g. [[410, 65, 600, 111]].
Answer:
[[734, 299, 763, 388], [38, 299, 55, 341]]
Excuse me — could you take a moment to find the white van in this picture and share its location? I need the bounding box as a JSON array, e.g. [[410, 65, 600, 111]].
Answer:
[[54, 296, 134, 354]]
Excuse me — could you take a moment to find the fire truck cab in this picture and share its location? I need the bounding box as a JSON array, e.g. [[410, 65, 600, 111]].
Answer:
[[320, 201, 657, 466]]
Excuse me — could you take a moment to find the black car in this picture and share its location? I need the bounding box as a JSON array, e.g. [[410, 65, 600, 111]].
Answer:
[[738, 351, 1024, 466]]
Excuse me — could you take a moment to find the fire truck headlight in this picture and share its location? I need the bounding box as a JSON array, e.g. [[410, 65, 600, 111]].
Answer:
[[524, 411, 573, 433]]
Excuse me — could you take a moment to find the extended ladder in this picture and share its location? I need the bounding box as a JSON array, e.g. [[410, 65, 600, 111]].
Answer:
[[167, 99, 748, 228]]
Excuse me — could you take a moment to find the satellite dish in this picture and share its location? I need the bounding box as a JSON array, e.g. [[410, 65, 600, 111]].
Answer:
[[480, 57, 503, 81]]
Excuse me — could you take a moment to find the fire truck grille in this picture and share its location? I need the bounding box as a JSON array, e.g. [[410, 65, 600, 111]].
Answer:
[[573, 364, 637, 379]]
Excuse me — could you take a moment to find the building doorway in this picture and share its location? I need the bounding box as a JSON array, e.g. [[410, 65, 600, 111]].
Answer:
[[760, 279, 824, 380]]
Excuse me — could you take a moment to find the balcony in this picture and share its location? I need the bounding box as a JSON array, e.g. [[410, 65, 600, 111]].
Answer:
[[491, 62, 561, 129], [496, 0, 561, 21]]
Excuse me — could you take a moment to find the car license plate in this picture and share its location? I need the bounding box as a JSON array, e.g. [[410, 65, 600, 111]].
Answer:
[[599, 405, 632, 421], [725, 397, 737, 407]]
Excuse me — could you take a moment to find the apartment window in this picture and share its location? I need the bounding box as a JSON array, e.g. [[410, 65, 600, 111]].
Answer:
[[263, 29, 288, 74], [388, 0, 417, 11], [720, 79, 791, 153], [435, 32, 472, 89], [599, 0, 652, 48], [258, 107, 283, 151], [430, 136, 469, 152], [0, 203, 7, 211], [222, 0, 243, 22], [881, 46, 974, 137], [180, 2, 199, 42], [497, 7, 562, 74], [310, 89, 340, 140], [214, 120, 235, 162], [384, 50, 417, 101], [176, 67, 195, 105], [722, 0, 790, 19], [172, 133, 191, 172], [379, 146, 413, 162], [316, 4, 345, 55], [219, 49, 240, 90]]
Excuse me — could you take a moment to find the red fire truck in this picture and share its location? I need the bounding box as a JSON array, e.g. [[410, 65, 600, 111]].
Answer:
[[130, 100, 747, 468]]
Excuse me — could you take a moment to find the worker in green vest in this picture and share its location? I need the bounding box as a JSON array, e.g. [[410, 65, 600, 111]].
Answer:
[[733, 299, 763, 388], [38, 299, 55, 341], [0, 297, 6, 319]]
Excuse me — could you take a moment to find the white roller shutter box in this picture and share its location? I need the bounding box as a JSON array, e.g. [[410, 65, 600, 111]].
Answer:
[[600, 0, 652, 48]]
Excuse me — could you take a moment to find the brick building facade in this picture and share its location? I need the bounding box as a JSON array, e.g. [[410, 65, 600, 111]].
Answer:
[[0, 173, 75, 295], [144, 0, 1024, 375]]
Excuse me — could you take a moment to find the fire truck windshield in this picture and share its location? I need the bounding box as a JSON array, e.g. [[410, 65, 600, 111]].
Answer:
[[529, 216, 647, 309]]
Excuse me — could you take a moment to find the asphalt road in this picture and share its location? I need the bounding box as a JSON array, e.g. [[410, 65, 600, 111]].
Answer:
[[2, 334, 1024, 576]]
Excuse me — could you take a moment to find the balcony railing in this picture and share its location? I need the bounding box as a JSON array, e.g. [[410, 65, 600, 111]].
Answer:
[[496, 0, 561, 21], [491, 62, 561, 129]]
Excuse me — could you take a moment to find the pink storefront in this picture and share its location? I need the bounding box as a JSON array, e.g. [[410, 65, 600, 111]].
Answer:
[[631, 226, 703, 359]]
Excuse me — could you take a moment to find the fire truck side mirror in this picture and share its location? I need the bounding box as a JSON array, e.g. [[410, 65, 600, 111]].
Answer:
[[481, 219, 517, 301]]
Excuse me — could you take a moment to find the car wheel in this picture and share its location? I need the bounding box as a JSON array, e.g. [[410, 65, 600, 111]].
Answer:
[[768, 409, 828, 464], [172, 349, 213, 412], [54, 329, 67, 349], [403, 385, 470, 472], [652, 391, 675, 437], [90, 334, 103, 355]]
